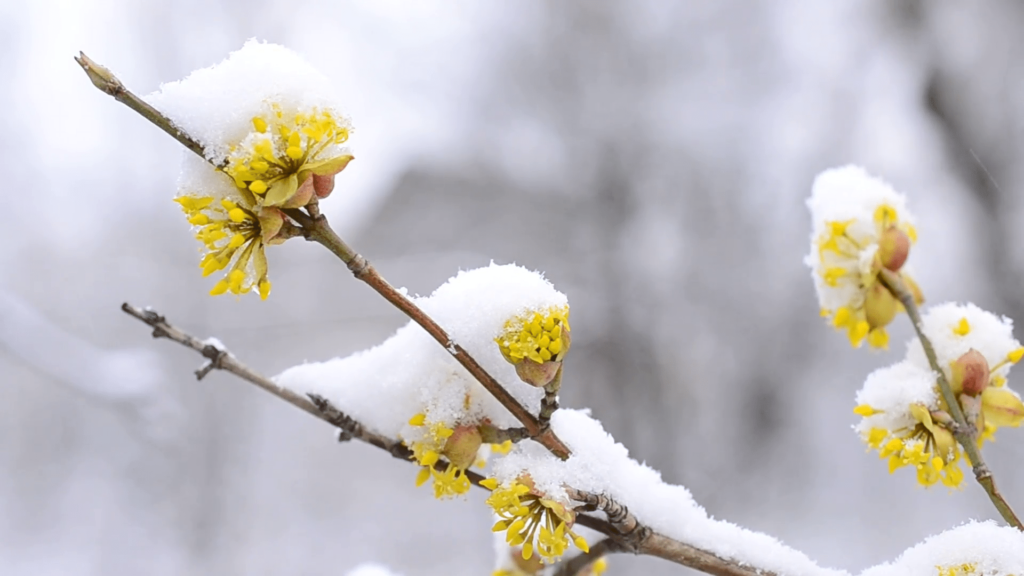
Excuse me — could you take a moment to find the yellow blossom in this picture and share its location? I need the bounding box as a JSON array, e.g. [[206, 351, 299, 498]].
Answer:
[[808, 167, 920, 350], [174, 193, 283, 299], [858, 402, 964, 488], [485, 477, 588, 564], [223, 103, 353, 209], [496, 306, 571, 387], [405, 413, 476, 499]]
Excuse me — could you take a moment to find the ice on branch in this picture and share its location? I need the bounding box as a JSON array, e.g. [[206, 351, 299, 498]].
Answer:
[[806, 166, 920, 349], [276, 264, 566, 495], [488, 410, 844, 574], [149, 40, 354, 299], [859, 521, 1024, 576], [854, 303, 1024, 488]]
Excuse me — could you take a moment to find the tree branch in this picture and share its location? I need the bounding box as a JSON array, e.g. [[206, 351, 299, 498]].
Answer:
[[75, 52, 208, 162], [878, 269, 1023, 530], [122, 302, 790, 576], [80, 53, 571, 461], [565, 488, 774, 576]]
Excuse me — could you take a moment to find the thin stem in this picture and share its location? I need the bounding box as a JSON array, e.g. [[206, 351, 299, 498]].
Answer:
[[298, 212, 571, 460], [539, 365, 563, 425], [75, 53, 208, 162], [878, 269, 1023, 529]]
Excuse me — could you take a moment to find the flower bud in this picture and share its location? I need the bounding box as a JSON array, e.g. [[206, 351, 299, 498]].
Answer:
[[515, 360, 561, 388], [496, 307, 571, 387], [877, 226, 910, 271], [441, 425, 483, 471], [951, 349, 990, 397], [864, 283, 898, 329], [981, 387, 1024, 428]]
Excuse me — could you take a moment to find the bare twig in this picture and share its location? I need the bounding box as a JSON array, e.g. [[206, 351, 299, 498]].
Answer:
[[878, 269, 1023, 529], [80, 54, 571, 460], [122, 302, 787, 576], [121, 302, 322, 419], [75, 53, 208, 161]]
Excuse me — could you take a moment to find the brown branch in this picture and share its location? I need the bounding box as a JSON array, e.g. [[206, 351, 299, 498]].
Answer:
[[566, 488, 775, 576], [78, 53, 571, 461], [75, 53, 208, 161], [284, 208, 572, 459], [121, 302, 322, 419], [878, 269, 1023, 530], [123, 302, 792, 575]]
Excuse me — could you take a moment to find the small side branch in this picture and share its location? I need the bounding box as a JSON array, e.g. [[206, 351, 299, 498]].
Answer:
[[121, 302, 322, 420], [878, 269, 1023, 530], [75, 53, 208, 161]]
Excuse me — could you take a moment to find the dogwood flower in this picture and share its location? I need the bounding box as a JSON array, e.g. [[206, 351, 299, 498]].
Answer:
[[806, 166, 920, 349]]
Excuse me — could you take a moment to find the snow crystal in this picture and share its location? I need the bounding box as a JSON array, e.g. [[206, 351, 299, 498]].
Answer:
[[854, 361, 938, 434], [907, 302, 1021, 380], [860, 521, 1024, 576], [492, 409, 846, 576], [275, 263, 564, 438], [147, 39, 347, 166]]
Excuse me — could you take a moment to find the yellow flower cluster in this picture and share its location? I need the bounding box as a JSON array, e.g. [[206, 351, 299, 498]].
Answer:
[[814, 205, 919, 349], [224, 103, 353, 209], [174, 195, 278, 299], [483, 477, 588, 564], [407, 413, 473, 499], [497, 307, 570, 365], [177, 102, 353, 299], [858, 403, 965, 489]]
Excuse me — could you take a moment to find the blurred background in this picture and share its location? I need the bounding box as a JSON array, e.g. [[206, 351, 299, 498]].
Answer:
[[2, 0, 1024, 574]]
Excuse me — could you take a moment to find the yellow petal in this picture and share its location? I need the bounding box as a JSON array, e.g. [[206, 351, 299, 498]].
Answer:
[[982, 387, 1024, 428], [263, 173, 299, 207]]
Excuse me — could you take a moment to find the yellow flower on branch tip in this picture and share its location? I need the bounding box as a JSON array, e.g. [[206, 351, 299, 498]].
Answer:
[[496, 306, 571, 386], [807, 167, 920, 350], [175, 194, 283, 299], [486, 477, 587, 563], [223, 102, 353, 209]]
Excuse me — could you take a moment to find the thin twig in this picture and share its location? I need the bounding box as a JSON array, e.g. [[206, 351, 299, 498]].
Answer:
[[121, 302, 322, 419], [75, 53, 208, 161], [122, 302, 786, 576], [291, 209, 572, 460], [878, 269, 1023, 529]]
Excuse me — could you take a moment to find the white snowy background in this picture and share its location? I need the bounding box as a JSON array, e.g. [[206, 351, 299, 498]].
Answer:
[[2, 0, 1024, 574]]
